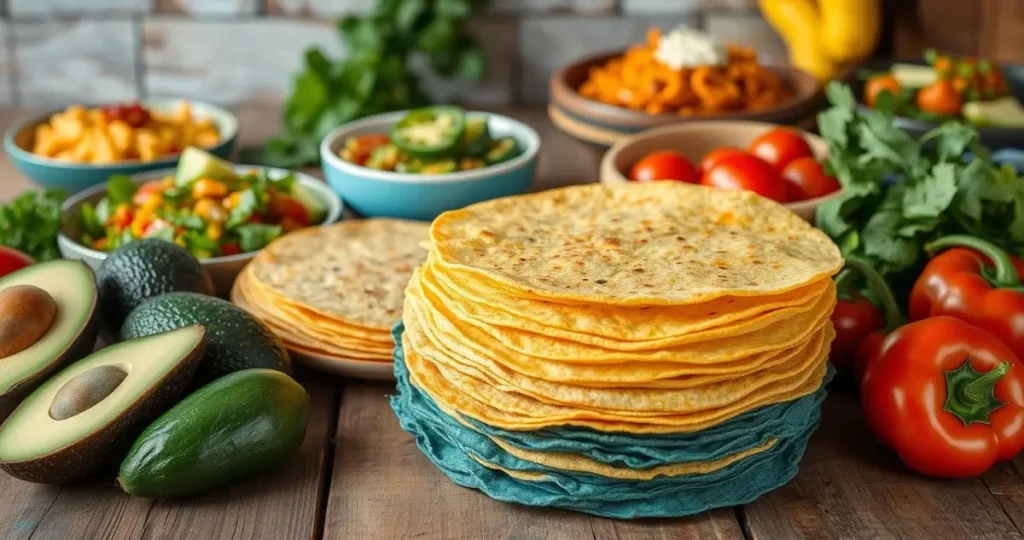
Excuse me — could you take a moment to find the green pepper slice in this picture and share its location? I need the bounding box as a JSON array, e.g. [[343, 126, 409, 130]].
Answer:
[[462, 115, 492, 157], [390, 106, 466, 158], [485, 137, 521, 165]]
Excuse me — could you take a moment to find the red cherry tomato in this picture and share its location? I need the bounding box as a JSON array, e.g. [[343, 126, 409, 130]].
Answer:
[[221, 242, 242, 257], [701, 153, 789, 203], [699, 147, 747, 174], [0, 246, 33, 278], [748, 128, 814, 171], [269, 193, 310, 227], [629, 151, 700, 183], [781, 157, 841, 201]]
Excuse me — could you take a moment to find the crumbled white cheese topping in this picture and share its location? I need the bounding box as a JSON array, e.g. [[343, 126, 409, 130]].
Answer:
[[654, 26, 726, 71]]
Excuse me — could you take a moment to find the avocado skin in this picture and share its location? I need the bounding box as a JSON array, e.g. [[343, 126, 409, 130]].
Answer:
[[119, 292, 290, 385], [0, 329, 205, 484], [0, 261, 99, 423], [118, 369, 309, 498], [98, 239, 215, 337]]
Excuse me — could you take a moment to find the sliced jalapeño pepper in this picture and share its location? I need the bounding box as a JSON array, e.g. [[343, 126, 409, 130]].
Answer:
[[390, 106, 466, 158], [484, 137, 520, 165]]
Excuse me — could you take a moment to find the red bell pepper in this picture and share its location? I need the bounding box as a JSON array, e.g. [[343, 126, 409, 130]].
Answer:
[[861, 316, 1024, 478], [909, 235, 1024, 359], [828, 258, 904, 378]]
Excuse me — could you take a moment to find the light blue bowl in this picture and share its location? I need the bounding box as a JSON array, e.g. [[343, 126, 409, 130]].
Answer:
[[320, 110, 540, 221], [3, 98, 239, 194]]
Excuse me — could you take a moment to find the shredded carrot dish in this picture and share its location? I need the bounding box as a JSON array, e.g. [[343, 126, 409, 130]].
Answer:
[[578, 29, 794, 116]]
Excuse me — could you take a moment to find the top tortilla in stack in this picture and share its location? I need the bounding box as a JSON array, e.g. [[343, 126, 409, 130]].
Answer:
[[233, 219, 429, 362]]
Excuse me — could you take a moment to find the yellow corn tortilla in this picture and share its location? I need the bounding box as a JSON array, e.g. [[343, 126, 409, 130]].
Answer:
[[402, 329, 832, 433], [423, 260, 831, 351], [409, 271, 836, 365], [405, 310, 832, 414], [429, 183, 843, 305], [404, 302, 830, 410], [426, 257, 832, 343], [248, 219, 429, 330]]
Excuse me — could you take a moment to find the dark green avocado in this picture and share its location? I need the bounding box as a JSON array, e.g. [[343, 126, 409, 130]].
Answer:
[[119, 369, 309, 498], [0, 260, 99, 423], [97, 238, 215, 336], [119, 292, 290, 385], [0, 326, 206, 484]]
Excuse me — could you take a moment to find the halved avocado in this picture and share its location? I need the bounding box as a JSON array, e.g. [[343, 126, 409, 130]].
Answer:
[[0, 261, 99, 423], [0, 326, 206, 484]]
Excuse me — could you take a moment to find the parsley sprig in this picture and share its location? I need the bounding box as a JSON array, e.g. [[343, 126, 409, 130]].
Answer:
[[817, 82, 1024, 293]]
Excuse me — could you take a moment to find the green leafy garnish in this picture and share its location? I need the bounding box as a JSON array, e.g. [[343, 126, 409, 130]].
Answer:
[[0, 190, 65, 261], [79, 202, 104, 238], [226, 189, 259, 228], [250, 0, 490, 167], [236, 224, 283, 253], [107, 175, 138, 206], [817, 81, 1024, 295]]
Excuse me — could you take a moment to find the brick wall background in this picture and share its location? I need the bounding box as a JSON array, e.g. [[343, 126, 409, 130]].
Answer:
[[0, 0, 785, 107]]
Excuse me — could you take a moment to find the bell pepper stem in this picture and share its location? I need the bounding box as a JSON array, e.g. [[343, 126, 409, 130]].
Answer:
[[944, 359, 1010, 425], [841, 257, 905, 332], [962, 362, 1010, 404], [926, 235, 1022, 288]]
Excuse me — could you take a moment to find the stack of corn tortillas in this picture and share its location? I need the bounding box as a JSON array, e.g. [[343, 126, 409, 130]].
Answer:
[[232, 219, 429, 364], [391, 183, 843, 518]]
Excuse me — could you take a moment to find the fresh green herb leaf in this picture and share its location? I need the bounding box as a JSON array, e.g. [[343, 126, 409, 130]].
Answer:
[[902, 162, 958, 219], [0, 189, 65, 261], [79, 202, 104, 238], [107, 175, 138, 206], [256, 0, 488, 167], [227, 189, 258, 228], [236, 224, 283, 253]]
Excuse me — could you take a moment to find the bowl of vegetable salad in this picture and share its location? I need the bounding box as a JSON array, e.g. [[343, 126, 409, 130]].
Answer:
[[320, 106, 539, 221], [57, 147, 343, 295]]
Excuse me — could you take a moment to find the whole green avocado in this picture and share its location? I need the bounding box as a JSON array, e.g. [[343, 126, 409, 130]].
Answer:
[[119, 292, 289, 385], [118, 369, 309, 498], [97, 239, 214, 334]]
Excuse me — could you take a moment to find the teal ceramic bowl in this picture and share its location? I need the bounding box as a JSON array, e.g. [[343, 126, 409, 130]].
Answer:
[[3, 98, 239, 194], [320, 111, 540, 221]]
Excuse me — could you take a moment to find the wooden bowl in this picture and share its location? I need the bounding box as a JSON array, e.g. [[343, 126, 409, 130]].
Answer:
[[599, 120, 841, 223], [550, 50, 824, 148]]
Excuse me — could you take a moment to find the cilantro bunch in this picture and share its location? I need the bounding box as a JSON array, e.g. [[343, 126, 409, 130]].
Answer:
[[253, 0, 490, 167], [816, 82, 1024, 292], [0, 190, 64, 261]]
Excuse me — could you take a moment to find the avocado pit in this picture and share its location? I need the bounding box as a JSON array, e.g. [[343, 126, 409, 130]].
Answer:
[[49, 365, 129, 421], [0, 285, 58, 359]]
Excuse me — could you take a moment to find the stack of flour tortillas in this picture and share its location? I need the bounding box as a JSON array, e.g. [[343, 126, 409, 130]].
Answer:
[[391, 182, 843, 518], [233, 219, 429, 364]]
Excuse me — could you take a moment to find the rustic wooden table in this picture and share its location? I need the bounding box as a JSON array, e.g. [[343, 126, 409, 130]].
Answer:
[[1, 106, 1022, 540]]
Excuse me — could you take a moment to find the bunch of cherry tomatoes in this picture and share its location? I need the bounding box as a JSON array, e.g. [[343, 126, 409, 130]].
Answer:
[[628, 127, 841, 203]]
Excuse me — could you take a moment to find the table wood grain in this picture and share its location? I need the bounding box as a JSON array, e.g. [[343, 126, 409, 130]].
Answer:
[[1, 106, 1022, 540]]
